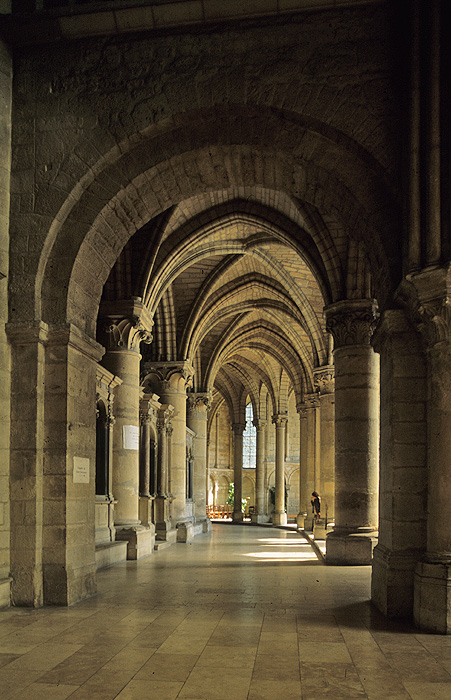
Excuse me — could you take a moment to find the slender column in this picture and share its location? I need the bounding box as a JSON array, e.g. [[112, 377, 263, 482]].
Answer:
[[272, 415, 288, 526], [325, 299, 380, 565], [99, 300, 154, 560], [252, 419, 268, 523], [232, 423, 245, 522], [296, 404, 308, 528], [303, 394, 319, 530], [139, 411, 151, 498], [371, 310, 427, 619], [408, 267, 451, 632], [142, 361, 194, 525], [187, 393, 211, 524], [314, 366, 335, 523]]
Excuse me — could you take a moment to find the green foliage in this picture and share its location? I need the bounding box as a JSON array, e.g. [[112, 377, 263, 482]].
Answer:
[[227, 483, 247, 512]]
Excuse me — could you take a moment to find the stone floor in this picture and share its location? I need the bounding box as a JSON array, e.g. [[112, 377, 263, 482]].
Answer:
[[1, 524, 451, 700]]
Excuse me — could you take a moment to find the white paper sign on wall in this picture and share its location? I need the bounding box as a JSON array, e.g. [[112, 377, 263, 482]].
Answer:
[[73, 456, 90, 483], [123, 424, 140, 450]]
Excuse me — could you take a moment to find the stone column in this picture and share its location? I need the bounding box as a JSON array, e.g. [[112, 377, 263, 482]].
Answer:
[[314, 366, 335, 523], [187, 392, 212, 531], [303, 393, 319, 530], [142, 361, 194, 536], [371, 309, 427, 619], [7, 322, 48, 607], [252, 419, 269, 523], [325, 299, 380, 565], [232, 423, 245, 522], [138, 395, 159, 530], [406, 268, 451, 632], [272, 414, 288, 526], [296, 404, 308, 529], [99, 300, 154, 560]]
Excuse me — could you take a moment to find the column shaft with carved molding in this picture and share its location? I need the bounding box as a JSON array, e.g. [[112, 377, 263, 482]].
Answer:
[[303, 393, 320, 530], [402, 267, 451, 632], [296, 404, 308, 528], [314, 365, 335, 522], [187, 393, 212, 528], [98, 299, 154, 560], [272, 415, 288, 526], [252, 419, 268, 523], [142, 361, 194, 527], [232, 423, 245, 522], [325, 299, 380, 565]]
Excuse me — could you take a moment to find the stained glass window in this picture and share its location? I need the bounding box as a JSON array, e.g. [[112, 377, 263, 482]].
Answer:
[[243, 402, 256, 469]]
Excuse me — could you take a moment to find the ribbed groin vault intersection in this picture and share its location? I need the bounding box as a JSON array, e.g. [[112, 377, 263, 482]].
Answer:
[[1, 0, 451, 686]]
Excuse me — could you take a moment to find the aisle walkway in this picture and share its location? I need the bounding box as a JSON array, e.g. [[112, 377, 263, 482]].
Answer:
[[0, 524, 450, 700]]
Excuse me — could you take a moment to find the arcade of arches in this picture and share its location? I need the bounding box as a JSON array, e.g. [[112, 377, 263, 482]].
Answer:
[[1, 0, 451, 636]]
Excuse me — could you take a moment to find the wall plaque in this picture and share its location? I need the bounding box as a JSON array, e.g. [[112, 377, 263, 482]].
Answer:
[[73, 456, 90, 483], [123, 424, 140, 450]]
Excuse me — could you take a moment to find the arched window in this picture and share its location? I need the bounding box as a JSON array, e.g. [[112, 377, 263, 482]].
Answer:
[[243, 402, 256, 469]]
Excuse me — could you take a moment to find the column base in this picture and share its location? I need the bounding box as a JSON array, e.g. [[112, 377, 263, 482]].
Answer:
[[272, 512, 287, 526], [313, 518, 330, 539], [202, 518, 212, 533], [371, 544, 421, 619], [326, 530, 378, 565], [115, 526, 155, 560], [251, 513, 271, 524], [233, 511, 244, 523], [414, 560, 451, 633], [176, 520, 194, 543], [296, 512, 307, 529]]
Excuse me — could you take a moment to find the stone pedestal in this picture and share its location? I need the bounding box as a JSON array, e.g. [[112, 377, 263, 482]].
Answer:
[[325, 299, 379, 566], [272, 415, 288, 526], [414, 561, 451, 634], [115, 526, 155, 560]]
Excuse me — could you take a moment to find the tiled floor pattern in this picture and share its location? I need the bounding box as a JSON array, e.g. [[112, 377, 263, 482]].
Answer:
[[1, 524, 451, 699]]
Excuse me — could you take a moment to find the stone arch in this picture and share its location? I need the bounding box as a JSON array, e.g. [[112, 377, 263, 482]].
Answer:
[[26, 106, 399, 338]]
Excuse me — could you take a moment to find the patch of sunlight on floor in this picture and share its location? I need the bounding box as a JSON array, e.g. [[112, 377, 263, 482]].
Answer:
[[244, 550, 318, 561]]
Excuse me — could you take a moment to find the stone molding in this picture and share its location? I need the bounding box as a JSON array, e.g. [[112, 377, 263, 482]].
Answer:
[[325, 299, 379, 348], [313, 364, 335, 395], [396, 267, 451, 348], [99, 298, 153, 352], [296, 403, 307, 418], [6, 320, 49, 346]]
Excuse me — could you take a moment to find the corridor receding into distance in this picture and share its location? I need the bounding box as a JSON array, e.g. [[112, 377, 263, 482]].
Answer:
[[1, 524, 451, 700]]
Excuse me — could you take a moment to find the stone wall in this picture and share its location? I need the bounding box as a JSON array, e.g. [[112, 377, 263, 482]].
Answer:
[[8, 3, 399, 337], [0, 38, 12, 598]]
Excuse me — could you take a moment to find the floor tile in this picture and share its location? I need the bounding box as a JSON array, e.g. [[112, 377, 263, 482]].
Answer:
[[134, 652, 199, 681], [115, 679, 183, 699]]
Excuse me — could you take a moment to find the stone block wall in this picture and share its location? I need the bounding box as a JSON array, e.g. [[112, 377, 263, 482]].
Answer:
[[0, 38, 12, 592]]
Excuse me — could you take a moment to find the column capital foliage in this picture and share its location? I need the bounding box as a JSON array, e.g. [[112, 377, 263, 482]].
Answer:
[[187, 392, 212, 414], [396, 266, 451, 348], [313, 365, 335, 394], [142, 360, 194, 392], [99, 299, 153, 352], [232, 422, 246, 436], [157, 404, 174, 432], [272, 414, 288, 427], [304, 393, 320, 409], [325, 299, 379, 348], [296, 403, 308, 418], [253, 419, 267, 431]]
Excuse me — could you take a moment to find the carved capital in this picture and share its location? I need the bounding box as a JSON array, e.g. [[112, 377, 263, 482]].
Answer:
[[304, 393, 320, 409], [99, 299, 153, 352], [142, 360, 195, 393], [232, 422, 246, 436], [325, 299, 378, 348], [313, 365, 335, 395], [296, 403, 308, 418], [157, 403, 175, 432], [253, 419, 267, 431], [396, 268, 451, 348], [272, 414, 288, 427], [187, 392, 212, 415]]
